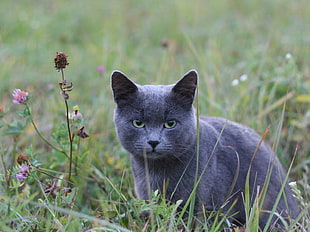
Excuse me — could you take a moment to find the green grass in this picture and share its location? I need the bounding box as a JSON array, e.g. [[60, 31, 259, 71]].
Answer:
[[0, 0, 309, 231]]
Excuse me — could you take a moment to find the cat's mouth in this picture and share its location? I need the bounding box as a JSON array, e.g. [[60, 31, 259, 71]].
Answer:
[[144, 150, 169, 159], [135, 148, 165, 159], [135, 144, 170, 159]]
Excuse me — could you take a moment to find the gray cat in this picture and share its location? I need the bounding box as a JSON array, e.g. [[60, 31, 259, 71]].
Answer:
[[111, 69, 299, 230]]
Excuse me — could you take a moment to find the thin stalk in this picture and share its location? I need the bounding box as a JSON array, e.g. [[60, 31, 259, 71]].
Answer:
[[1, 152, 11, 217], [143, 149, 155, 231], [61, 69, 65, 81], [64, 99, 73, 182], [75, 137, 80, 175], [0, 151, 9, 193], [35, 166, 73, 185], [60, 68, 74, 182], [25, 103, 68, 158]]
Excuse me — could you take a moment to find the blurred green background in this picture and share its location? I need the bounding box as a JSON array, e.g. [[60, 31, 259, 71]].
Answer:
[[1, 0, 309, 161]]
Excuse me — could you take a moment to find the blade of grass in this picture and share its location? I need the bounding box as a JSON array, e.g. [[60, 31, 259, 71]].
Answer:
[[257, 92, 294, 120]]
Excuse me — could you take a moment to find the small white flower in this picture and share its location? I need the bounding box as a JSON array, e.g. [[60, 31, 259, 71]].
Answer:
[[288, 181, 297, 187], [285, 53, 292, 60], [231, 79, 239, 86], [68, 113, 74, 120], [239, 74, 248, 82]]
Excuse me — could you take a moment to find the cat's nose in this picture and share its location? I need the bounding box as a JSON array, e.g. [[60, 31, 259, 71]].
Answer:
[[148, 140, 159, 149]]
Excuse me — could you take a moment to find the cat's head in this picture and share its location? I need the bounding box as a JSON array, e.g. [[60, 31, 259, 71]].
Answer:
[[111, 70, 198, 159]]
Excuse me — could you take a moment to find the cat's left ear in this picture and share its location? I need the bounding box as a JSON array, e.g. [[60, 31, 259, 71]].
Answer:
[[172, 69, 198, 106]]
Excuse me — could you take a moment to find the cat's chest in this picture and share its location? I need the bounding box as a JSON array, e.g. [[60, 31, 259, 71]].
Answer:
[[132, 157, 196, 194]]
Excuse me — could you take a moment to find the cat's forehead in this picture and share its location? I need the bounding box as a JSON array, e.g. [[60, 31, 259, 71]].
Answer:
[[139, 84, 173, 93], [129, 84, 176, 118], [137, 84, 173, 103]]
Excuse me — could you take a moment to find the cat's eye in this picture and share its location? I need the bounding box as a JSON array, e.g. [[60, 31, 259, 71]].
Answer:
[[164, 120, 177, 129], [132, 119, 145, 128]]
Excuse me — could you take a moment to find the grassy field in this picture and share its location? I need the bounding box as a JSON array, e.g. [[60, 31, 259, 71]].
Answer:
[[0, 0, 309, 231]]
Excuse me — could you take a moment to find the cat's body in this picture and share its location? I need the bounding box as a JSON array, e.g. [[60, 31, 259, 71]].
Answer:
[[111, 70, 299, 230]]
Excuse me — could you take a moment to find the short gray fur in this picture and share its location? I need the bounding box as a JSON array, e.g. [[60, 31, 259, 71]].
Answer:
[[111, 70, 299, 230]]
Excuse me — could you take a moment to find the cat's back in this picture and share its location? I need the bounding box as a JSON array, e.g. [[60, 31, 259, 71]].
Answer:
[[199, 116, 270, 152], [200, 116, 259, 138], [199, 115, 287, 187], [198, 115, 278, 174]]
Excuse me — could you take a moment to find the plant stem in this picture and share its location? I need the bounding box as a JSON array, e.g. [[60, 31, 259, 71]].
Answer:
[[59, 67, 74, 183], [64, 99, 73, 182], [75, 136, 80, 176], [61, 69, 65, 81], [0, 152, 11, 217], [25, 104, 68, 158], [35, 166, 74, 185]]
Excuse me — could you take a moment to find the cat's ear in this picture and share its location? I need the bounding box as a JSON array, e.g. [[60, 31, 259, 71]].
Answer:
[[172, 69, 198, 106], [111, 71, 138, 105]]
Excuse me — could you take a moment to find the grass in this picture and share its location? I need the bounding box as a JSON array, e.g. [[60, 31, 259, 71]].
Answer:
[[0, 0, 309, 231]]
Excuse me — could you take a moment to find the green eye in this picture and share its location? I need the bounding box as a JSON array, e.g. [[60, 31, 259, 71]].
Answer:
[[164, 120, 177, 129], [133, 119, 145, 128]]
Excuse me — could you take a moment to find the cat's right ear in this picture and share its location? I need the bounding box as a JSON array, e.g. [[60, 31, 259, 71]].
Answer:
[[172, 69, 198, 107], [111, 71, 138, 105]]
